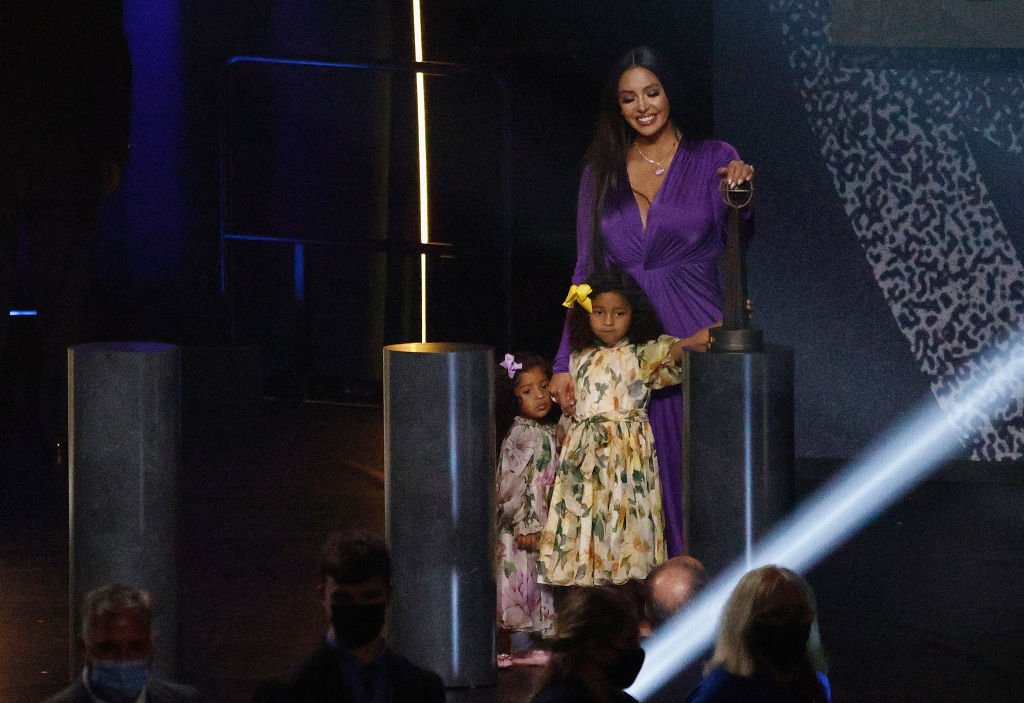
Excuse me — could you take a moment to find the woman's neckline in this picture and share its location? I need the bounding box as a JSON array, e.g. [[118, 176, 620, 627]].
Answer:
[[628, 138, 685, 233]]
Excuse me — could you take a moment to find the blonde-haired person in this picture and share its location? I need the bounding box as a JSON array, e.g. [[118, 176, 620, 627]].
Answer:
[[687, 565, 831, 703], [531, 586, 646, 703]]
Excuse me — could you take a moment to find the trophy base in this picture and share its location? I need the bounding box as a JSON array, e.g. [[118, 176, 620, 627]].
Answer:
[[709, 327, 764, 353], [684, 344, 794, 576]]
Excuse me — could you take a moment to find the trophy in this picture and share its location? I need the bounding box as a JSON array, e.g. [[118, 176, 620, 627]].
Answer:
[[685, 172, 794, 577], [710, 178, 762, 352]]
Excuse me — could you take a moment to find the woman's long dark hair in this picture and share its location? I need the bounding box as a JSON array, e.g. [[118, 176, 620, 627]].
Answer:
[[583, 46, 685, 272], [567, 270, 664, 352]]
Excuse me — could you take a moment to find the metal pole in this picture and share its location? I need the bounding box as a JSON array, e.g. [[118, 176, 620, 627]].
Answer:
[[68, 342, 181, 680], [383, 342, 495, 688]]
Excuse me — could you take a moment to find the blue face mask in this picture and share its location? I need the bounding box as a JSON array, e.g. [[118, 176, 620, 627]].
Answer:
[[89, 659, 150, 702]]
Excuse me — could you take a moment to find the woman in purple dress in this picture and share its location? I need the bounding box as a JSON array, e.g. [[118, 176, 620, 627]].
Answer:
[[549, 46, 755, 558]]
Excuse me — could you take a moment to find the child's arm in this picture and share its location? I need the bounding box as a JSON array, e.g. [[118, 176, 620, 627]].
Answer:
[[670, 338, 686, 363], [639, 334, 692, 389], [672, 322, 722, 357], [496, 425, 553, 538], [495, 426, 536, 530]]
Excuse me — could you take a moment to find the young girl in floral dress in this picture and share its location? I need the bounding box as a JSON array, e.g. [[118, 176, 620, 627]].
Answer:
[[539, 270, 701, 587], [494, 352, 562, 666]]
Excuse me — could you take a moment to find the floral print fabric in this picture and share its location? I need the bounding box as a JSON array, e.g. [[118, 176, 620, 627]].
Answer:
[[495, 416, 559, 634], [539, 336, 684, 586]]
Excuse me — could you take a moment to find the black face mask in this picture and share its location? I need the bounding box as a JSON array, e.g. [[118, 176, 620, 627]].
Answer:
[[749, 620, 811, 671], [331, 601, 386, 649], [607, 646, 646, 689]]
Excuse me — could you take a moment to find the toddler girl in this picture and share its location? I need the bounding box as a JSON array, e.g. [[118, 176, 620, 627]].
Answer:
[[494, 352, 561, 664], [539, 270, 696, 587]]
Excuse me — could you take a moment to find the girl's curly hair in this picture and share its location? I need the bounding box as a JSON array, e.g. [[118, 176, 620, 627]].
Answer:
[[494, 352, 557, 445], [567, 270, 664, 352]]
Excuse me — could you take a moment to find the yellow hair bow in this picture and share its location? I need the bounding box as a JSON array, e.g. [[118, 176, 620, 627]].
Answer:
[[562, 283, 593, 314]]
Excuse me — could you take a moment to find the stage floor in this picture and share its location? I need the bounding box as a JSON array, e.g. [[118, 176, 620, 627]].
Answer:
[[1, 396, 1022, 702]]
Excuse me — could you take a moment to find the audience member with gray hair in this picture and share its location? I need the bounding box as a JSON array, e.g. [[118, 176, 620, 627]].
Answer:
[[43, 583, 199, 703]]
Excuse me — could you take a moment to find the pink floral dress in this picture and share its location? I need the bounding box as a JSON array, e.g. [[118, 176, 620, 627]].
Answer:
[[495, 416, 560, 635]]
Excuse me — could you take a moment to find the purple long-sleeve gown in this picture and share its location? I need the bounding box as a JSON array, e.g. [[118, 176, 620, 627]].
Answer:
[[555, 138, 749, 557]]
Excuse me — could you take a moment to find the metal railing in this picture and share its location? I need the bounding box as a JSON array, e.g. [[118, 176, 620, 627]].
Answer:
[[218, 55, 513, 397]]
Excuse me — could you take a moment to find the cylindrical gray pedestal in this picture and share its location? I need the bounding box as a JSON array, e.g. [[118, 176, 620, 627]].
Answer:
[[68, 342, 181, 679], [682, 345, 794, 577], [384, 343, 495, 688]]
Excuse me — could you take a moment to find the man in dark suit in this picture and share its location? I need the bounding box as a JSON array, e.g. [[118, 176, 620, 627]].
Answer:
[[43, 583, 199, 703], [254, 529, 446, 703]]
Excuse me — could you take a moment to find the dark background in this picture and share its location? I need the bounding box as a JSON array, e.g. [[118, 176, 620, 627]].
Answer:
[[14, 0, 1022, 456], [78, 0, 715, 400], [2, 2, 1023, 702]]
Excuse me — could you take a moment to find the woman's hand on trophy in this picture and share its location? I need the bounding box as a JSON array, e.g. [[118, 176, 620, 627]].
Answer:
[[717, 160, 755, 188], [550, 372, 576, 417]]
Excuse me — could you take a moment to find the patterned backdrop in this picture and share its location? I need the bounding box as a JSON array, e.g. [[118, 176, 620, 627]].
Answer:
[[723, 0, 1024, 459]]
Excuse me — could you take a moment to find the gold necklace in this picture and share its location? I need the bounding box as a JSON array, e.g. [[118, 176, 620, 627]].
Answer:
[[635, 136, 679, 176]]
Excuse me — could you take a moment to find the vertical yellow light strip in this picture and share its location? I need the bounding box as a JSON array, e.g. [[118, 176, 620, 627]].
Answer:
[[412, 0, 429, 342]]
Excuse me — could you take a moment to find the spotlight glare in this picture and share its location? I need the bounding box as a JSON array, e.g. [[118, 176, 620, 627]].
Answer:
[[629, 338, 1024, 701]]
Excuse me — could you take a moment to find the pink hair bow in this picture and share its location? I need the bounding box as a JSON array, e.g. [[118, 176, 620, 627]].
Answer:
[[499, 353, 523, 379]]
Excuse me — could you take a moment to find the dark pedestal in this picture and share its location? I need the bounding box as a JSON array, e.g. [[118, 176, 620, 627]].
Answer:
[[383, 343, 496, 688], [682, 345, 794, 577], [68, 342, 181, 679]]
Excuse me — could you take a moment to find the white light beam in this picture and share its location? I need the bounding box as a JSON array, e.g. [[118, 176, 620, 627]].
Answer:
[[630, 336, 1024, 700]]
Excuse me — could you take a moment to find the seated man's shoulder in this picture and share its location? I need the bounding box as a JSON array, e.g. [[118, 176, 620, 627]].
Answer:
[[251, 645, 443, 703], [385, 649, 445, 702], [252, 645, 338, 702], [291, 642, 338, 677], [41, 681, 88, 703], [42, 679, 199, 703], [148, 678, 201, 702]]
